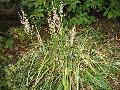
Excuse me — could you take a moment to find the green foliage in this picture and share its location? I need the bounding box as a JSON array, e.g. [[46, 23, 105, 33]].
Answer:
[[10, 27, 30, 42], [104, 0, 120, 19], [1, 1, 119, 90], [0, 37, 12, 90], [21, 0, 120, 28], [4, 27, 120, 90], [21, 0, 50, 27], [5, 37, 14, 49], [0, 27, 33, 90]]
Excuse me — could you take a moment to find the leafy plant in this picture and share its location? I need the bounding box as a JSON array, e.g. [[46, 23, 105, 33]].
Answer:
[[104, 0, 120, 19], [3, 1, 120, 90], [5, 37, 14, 49], [21, 0, 120, 28], [4, 27, 120, 90]]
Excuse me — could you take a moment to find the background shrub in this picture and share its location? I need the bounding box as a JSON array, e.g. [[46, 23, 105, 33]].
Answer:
[[21, 0, 120, 28]]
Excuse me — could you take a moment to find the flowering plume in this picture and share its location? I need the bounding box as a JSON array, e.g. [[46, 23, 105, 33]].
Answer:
[[18, 7, 32, 35]]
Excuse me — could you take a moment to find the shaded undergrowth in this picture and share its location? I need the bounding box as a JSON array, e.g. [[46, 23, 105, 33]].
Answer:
[[3, 27, 120, 90]]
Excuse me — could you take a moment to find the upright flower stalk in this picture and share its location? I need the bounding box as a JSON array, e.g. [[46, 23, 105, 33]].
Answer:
[[18, 7, 42, 44], [18, 7, 32, 35]]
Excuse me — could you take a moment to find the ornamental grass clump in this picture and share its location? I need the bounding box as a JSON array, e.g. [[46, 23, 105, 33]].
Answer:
[[5, 27, 120, 90], [5, 2, 120, 90]]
